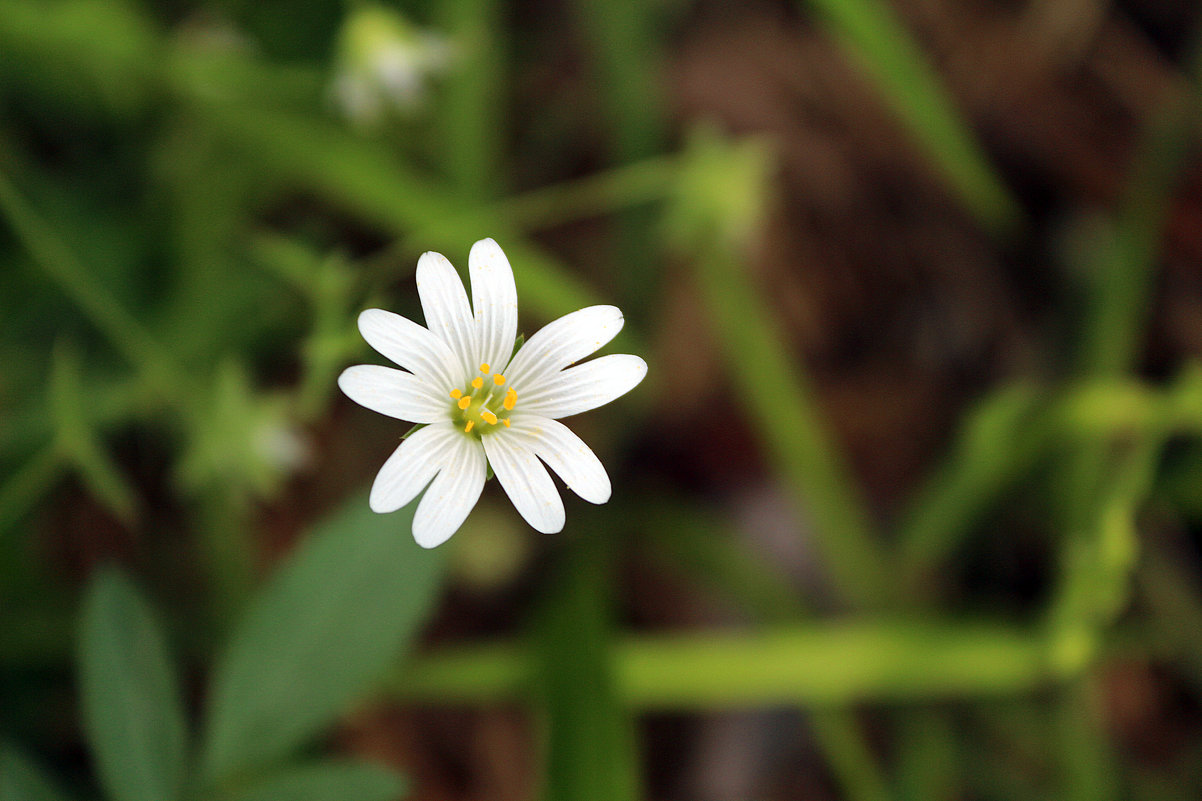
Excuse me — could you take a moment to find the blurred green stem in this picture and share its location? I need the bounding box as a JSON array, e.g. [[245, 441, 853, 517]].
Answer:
[[1047, 18, 1202, 676], [0, 446, 65, 534], [390, 622, 1049, 707], [194, 488, 257, 635], [436, 0, 503, 200], [895, 384, 1046, 592], [693, 244, 888, 609], [571, 0, 665, 311], [897, 369, 1202, 592], [1044, 31, 1202, 800], [801, 0, 1023, 235], [894, 711, 959, 801], [532, 531, 639, 801], [1139, 550, 1202, 699], [641, 499, 890, 801], [1078, 62, 1200, 376], [197, 104, 604, 321], [495, 156, 677, 231], [0, 170, 189, 403], [810, 711, 892, 801], [570, 0, 662, 165], [1056, 678, 1116, 801]]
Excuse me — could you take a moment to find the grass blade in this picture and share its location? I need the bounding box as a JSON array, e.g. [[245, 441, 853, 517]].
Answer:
[[802, 0, 1022, 234]]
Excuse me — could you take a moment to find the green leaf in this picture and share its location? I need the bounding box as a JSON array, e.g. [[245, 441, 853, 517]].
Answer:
[[0, 743, 74, 801], [222, 761, 406, 801], [78, 567, 188, 801], [200, 494, 447, 785]]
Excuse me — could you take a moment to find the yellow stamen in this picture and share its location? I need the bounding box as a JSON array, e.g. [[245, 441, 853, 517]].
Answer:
[[503, 388, 517, 410], [481, 410, 498, 425], [464, 420, 475, 433], [471, 376, 484, 389], [493, 373, 506, 386], [503, 418, 511, 428], [449, 388, 462, 399], [457, 396, 471, 410], [479, 362, 490, 373]]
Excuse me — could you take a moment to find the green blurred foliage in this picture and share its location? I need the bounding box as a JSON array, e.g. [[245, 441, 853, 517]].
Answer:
[[1, 0, 1202, 800]]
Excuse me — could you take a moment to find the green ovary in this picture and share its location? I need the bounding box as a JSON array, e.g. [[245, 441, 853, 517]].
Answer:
[[449, 365, 517, 436]]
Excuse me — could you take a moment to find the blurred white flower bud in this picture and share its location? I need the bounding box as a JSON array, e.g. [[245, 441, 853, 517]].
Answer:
[[330, 4, 453, 128]]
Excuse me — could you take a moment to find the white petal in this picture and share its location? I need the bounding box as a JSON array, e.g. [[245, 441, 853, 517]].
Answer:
[[516, 354, 647, 419], [416, 251, 476, 380], [358, 309, 460, 390], [412, 432, 486, 548], [338, 365, 447, 423], [504, 305, 624, 390], [469, 238, 518, 375], [368, 421, 459, 513], [482, 433, 565, 534], [506, 414, 611, 504]]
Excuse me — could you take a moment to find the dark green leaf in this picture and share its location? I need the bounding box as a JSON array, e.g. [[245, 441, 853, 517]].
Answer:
[[78, 567, 188, 801], [200, 494, 446, 785]]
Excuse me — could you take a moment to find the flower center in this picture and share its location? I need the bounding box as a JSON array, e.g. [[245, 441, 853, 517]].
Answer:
[[449, 362, 517, 435]]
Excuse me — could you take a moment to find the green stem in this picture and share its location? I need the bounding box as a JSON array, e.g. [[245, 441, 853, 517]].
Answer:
[[0, 446, 66, 534], [493, 156, 677, 232], [0, 170, 188, 402], [389, 623, 1050, 708], [532, 530, 639, 801], [694, 245, 887, 609], [1042, 32, 1202, 799], [1139, 551, 1202, 699], [1056, 677, 1117, 801], [810, 710, 892, 801], [640, 499, 890, 801], [436, 0, 503, 200], [801, 0, 1023, 235], [895, 384, 1046, 591], [570, 0, 665, 312]]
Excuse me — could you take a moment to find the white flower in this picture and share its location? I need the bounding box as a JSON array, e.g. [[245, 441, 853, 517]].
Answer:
[[338, 238, 647, 548]]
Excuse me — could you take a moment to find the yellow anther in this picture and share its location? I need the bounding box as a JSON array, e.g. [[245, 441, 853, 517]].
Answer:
[[450, 388, 462, 399], [464, 420, 475, 433], [471, 376, 484, 389], [493, 373, 506, 386], [503, 388, 517, 410], [479, 362, 491, 374], [481, 410, 498, 425], [503, 418, 511, 428], [457, 395, 471, 410]]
